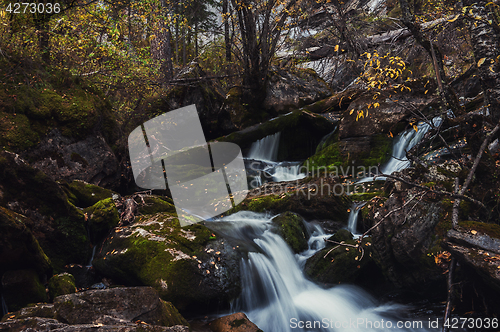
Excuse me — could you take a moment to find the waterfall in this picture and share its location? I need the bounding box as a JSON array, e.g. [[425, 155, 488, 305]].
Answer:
[[347, 202, 366, 236], [246, 133, 306, 184], [210, 211, 433, 332], [358, 117, 442, 183], [247, 132, 281, 162]]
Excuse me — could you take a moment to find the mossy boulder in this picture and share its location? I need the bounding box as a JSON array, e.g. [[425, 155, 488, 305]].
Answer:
[[137, 195, 176, 215], [0, 207, 52, 278], [1, 269, 47, 312], [54, 286, 188, 327], [93, 213, 241, 313], [305, 134, 392, 176], [64, 180, 115, 208], [0, 57, 118, 153], [272, 212, 308, 253], [0, 151, 90, 271], [84, 198, 120, 243], [263, 67, 332, 114], [47, 273, 76, 301], [304, 237, 383, 288]]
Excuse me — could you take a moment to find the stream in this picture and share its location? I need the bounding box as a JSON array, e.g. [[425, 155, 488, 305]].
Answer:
[[208, 211, 437, 332]]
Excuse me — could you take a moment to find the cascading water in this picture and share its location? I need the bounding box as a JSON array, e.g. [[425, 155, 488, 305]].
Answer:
[[1, 291, 8, 317], [347, 202, 366, 236], [247, 132, 281, 162], [246, 133, 306, 185], [209, 211, 435, 332], [358, 117, 442, 183]]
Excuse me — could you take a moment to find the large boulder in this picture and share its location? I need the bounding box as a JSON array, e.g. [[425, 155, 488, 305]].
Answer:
[[2, 269, 47, 312], [272, 212, 308, 253], [84, 198, 120, 243], [47, 273, 77, 301], [54, 287, 187, 327], [1, 287, 189, 332], [22, 129, 119, 188], [263, 68, 331, 114], [93, 212, 241, 313], [0, 151, 90, 271]]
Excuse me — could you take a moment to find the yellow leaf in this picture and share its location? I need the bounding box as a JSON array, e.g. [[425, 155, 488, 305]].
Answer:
[[424, 90, 428, 94], [413, 125, 418, 132], [490, 66, 496, 73], [388, 131, 393, 138], [334, 44, 339, 52], [366, 53, 371, 59], [349, 109, 354, 115], [471, 230, 478, 235], [478, 58, 486, 67], [447, 15, 460, 22]]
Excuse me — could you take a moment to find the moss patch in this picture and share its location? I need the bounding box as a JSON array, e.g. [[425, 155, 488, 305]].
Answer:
[[65, 180, 115, 208], [272, 212, 308, 253], [84, 198, 120, 243], [47, 273, 76, 300]]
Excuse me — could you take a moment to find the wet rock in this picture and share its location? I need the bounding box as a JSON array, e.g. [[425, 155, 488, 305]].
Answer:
[[47, 273, 76, 301], [23, 130, 119, 188], [264, 68, 331, 114], [272, 212, 308, 253], [304, 236, 383, 288], [229, 177, 351, 222], [54, 287, 187, 327], [2, 269, 47, 312], [93, 213, 241, 313], [209, 312, 262, 332]]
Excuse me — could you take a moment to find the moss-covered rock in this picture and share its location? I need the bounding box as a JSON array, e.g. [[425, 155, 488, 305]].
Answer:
[[0, 151, 90, 271], [304, 237, 382, 288], [305, 134, 392, 176], [137, 196, 176, 215], [64, 180, 115, 208], [0, 207, 52, 278], [0, 57, 118, 153], [329, 229, 353, 243], [2, 269, 47, 312], [272, 212, 308, 253], [47, 273, 76, 301], [227, 178, 351, 222], [84, 198, 120, 243], [93, 212, 241, 313]]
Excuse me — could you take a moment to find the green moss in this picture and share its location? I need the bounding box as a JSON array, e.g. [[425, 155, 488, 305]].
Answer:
[[84, 198, 120, 243], [306, 134, 392, 176], [138, 196, 176, 215], [66, 180, 114, 208], [329, 229, 353, 242], [458, 221, 500, 239], [272, 212, 308, 253], [47, 273, 76, 300], [349, 191, 382, 201]]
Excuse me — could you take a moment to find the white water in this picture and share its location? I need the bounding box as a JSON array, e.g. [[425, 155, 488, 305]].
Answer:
[[212, 211, 435, 332], [347, 202, 366, 236], [358, 117, 442, 183], [247, 132, 281, 162], [246, 133, 306, 183]]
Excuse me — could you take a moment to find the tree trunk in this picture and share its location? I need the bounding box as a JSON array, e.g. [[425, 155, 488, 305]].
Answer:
[[34, 15, 50, 64], [463, 0, 500, 123], [399, 0, 462, 115], [223, 0, 231, 62], [151, 0, 173, 83]]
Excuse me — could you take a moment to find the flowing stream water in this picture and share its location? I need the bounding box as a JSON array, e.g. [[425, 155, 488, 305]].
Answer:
[[246, 132, 306, 183], [208, 211, 435, 332]]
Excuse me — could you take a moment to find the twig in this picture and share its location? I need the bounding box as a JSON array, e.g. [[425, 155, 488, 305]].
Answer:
[[374, 173, 486, 208], [323, 239, 364, 260], [442, 257, 456, 332]]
